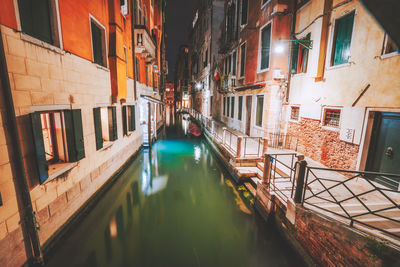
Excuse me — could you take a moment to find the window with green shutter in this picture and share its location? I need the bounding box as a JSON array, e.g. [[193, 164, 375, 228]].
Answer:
[[93, 108, 103, 150], [332, 11, 355, 66], [223, 97, 226, 116], [91, 20, 106, 67], [291, 34, 310, 74], [260, 24, 271, 70], [122, 106, 128, 136], [129, 106, 136, 131], [238, 96, 243, 120], [240, 43, 246, 77], [227, 96, 230, 117], [18, 0, 53, 44], [108, 107, 118, 141], [30, 109, 85, 183], [231, 97, 235, 118], [256, 95, 264, 127]]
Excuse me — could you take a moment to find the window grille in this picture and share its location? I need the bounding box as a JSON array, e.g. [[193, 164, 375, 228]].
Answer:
[[324, 109, 341, 127], [290, 107, 300, 121]]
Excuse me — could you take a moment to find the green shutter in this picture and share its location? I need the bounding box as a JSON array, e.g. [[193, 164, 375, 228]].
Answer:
[[129, 105, 136, 131], [291, 42, 299, 73], [238, 96, 243, 120], [231, 97, 235, 118], [122, 106, 128, 136], [240, 43, 246, 76], [261, 25, 271, 70], [108, 106, 118, 141], [64, 109, 85, 162], [93, 108, 103, 150], [91, 21, 104, 66], [333, 12, 355, 66], [18, 0, 53, 44], [30, 112, 49, 183]]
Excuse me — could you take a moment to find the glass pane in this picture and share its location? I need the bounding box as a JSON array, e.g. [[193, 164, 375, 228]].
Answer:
[[256, 95, 264, 127], [261, 25, 271, 70]]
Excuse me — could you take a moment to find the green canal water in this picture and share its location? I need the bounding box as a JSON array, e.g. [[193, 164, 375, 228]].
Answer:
[[46, 114, 304, 267]]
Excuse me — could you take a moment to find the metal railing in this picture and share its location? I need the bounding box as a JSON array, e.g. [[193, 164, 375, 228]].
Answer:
[[264, 153, 298, 203], [242, 137, 263, 158], [300, 167, 400, 239], [222, 128, 239, 156], [267, 133, 298, 151]]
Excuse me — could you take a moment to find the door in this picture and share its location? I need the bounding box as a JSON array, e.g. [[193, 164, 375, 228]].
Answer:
[[367, 112, 400, 189], [245, 96, 252, 136]]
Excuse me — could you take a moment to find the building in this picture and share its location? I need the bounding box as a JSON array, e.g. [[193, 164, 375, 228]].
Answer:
[[0, 0, 165, 265], [165, 82, 175, 104], [173, 45, 190, 109], [188, 0, 225, 117], [217, 0, 292, 136], [284, 0, 400, 189]]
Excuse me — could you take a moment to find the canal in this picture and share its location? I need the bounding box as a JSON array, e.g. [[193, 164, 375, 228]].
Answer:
[[46, 113, 304, 267]]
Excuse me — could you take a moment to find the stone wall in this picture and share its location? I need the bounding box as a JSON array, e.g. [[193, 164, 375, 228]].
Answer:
[[287, 118, 359, 170]]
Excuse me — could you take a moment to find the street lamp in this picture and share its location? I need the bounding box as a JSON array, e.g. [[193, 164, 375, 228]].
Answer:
[[195, 82, 202, 90]]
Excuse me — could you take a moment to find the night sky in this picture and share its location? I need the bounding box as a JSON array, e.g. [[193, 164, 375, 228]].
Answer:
[[165, 0, 196, 82]]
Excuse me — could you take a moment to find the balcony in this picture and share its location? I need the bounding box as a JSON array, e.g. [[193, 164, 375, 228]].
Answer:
[[135, 25, 156, 64]]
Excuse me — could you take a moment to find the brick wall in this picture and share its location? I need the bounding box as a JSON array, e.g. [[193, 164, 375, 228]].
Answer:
[[287, 118, 359, 170]]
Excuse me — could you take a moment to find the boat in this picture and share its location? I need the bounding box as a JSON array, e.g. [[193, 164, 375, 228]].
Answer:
[[189, 121, 202, 137]]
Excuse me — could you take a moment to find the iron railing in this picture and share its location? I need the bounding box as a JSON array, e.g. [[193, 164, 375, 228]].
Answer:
[[222, 128, 239, 156], [267, 133, 298, 151], [243, 137, 263, 158], [301, 167, 400, 239]]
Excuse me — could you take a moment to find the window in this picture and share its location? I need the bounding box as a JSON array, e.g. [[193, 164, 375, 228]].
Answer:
[[290, 106, 300, 121], [382, 34, 399, 55], [227, 96, 230, 117], [331, 11, 355, 66], [240, 43, 246, 77], [291, 34, 310, 73], [91, 19, 107, 67], [30, 109, 85, 183], [223, 97, 226, 116], [256, 95, 264, 127], [262, 0, 270, 7], [121, 0, 128, 15], [124, 46, 128, 76], [232, 51, 237, 75], [241, 0, 248, 26], [231, 97, 235, 118], [323, 109, 341, 127], [238, 96, 243, 120], [93, 106, 118, 151], [135, 57, 140, 81], [122, 105, 136, 136], [138, 9, 142, 24], [260, 24, 271, 70]]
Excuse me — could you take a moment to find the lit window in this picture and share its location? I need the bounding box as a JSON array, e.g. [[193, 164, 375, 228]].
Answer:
[[256, 95, 264, 127], [30, 109, 85, 183], [331, 11, 355, 66], [323, 109, 341, 127], [260, 24, 272, 70], [291, 34, 310, 73], [290, 106, 300, 121], [93, 107, 118, 150], [91, 18, 107, 67], [382, 34, 399, 55]]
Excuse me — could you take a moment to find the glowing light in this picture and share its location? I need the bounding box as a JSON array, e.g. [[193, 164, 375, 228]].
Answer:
[[194, 146, 201, 162], [195, 82, 202, 90], [109, 217, 117, 237], [274, 43, 285, 54]]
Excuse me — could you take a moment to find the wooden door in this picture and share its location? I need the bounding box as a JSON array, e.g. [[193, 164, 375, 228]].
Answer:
[[245, 96, 252, 136], [367, 112, 400, 189]]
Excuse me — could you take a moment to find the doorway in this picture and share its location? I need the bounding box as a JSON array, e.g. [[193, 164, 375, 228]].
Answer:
[[245, 96, 252, 136], [366, 112, 400, 189]]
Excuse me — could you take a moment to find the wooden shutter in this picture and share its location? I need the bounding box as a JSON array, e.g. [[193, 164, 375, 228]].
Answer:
[[122, 106, 128, 136], [108, 106, 118, 141], [18, 0, 53, 44], [261, 25, 271, 70], [91, 21, 104, 66], [333, 12, 355, 65], [129, 105, 136, 131], [64, 109, 85, 162], [93, 108, 103, 150], [291, 42, 299, 73], [231, 97, 234, 118], [240, 43, 246, 76], [30, 112, 49, 183]]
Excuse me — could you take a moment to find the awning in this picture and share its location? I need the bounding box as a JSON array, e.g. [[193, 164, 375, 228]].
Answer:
[[140, 95, 165, 105], [234, 83, 266, 92]]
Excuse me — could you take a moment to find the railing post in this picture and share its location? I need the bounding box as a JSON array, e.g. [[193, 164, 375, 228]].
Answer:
[[294, 160, 307, 203], [222, 127, 227, 144], [262, 138, 268, 156], [263, 154, 272, 185], [236, 137, 242, 158]]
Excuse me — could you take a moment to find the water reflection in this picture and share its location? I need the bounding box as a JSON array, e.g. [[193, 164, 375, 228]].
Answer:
[[46, 113, 304, 267]]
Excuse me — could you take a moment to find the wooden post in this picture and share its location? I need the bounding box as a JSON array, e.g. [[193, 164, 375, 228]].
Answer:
[[236, 137, 242, 158], [294, 160, 307, 203], [263, 154, 272, 185], [262, 138, 268, 156]]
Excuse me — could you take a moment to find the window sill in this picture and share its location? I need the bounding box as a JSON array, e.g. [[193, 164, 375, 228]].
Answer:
[[94, 63, 110, 72], [292, 72, 306, 77], [99, 141, 113, 152], [288, 118, 300, 123], [321, 125, 340, 132], [257, 68, 269, 74], [380, 52, 400, 59], [46, 162, 78, 182], [20, 33, 64, 55], [326, 62, 351, 71]]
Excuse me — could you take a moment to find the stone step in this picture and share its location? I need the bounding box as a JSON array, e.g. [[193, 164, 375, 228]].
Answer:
[[236, 167, 263, 179], [244, 182, 256, 197]]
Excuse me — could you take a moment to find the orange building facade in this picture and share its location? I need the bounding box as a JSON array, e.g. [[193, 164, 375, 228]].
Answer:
[[0, 0, 165, 265]]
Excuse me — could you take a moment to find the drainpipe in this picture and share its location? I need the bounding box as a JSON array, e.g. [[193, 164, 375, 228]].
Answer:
[[0, 29, 43, 264], [131, 0, 137, 100], [285, 0, 297, 103]]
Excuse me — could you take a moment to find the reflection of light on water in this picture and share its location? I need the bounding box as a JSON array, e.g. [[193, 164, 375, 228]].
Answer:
[[194, 146, 201, 162], [141, 168, 150, 192], [183, 119, 188, 135], [109, 217, 117, 237], [143, 176, 168, 196]]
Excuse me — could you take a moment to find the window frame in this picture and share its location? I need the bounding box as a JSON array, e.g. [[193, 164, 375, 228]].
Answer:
[[329, 10, 356, 67], [255, 94, 264, 127], [322, 107, 342, 131], [289, 106, 300, 122], [291, 33, 311, 74], [381, 33, 400, 59], [93, 106, 118, 151], [231, 96, 235, 119], [238, 95, 243, 121], [239, 42, 246, 78], [258, 22, 272, 73], [121, 0, 129, 16], [89, 14, 108, 68], [240, 0, 248, 27]]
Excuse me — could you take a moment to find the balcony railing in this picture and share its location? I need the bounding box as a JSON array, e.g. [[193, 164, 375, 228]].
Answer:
[[135, 25, 156, 63]]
